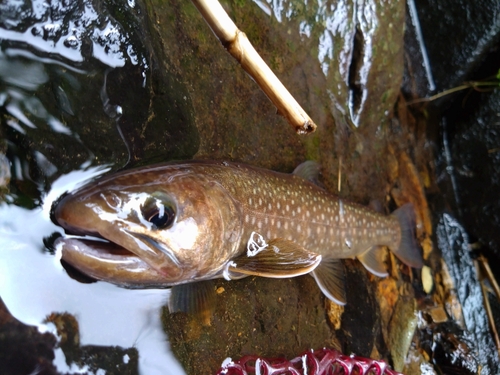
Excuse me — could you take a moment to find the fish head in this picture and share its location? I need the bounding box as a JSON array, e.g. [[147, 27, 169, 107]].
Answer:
[[54, 165, 243, 285]]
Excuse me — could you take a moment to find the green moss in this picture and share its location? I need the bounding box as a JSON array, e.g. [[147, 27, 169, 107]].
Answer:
[[304, 133, 321, 161]]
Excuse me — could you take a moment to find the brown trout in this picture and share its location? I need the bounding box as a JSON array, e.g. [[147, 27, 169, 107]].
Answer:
[[53, 160, 422, 309]]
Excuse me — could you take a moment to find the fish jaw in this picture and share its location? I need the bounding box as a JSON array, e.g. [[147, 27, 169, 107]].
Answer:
[[53, 165, 244, 285], [55, 237, 176, 287]]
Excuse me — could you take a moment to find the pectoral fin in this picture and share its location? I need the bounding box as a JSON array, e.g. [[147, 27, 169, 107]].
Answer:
[[228, 238, 322, 278], [168, 280, 216, 326], [357, 246, 389, 277], [311, 258, 346, 305]]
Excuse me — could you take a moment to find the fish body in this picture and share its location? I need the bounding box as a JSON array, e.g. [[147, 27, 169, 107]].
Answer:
[[54, 160, 422, 306]]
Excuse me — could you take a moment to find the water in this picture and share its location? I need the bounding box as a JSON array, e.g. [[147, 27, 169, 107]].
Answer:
[[0, 0, 191, 373], [0, 167, 187, 374]]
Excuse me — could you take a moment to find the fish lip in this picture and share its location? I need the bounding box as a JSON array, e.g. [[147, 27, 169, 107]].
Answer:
[[59, 233, 131, 254], [50, 191, 70, 226], [56, 236, 137, 257], [60, 226, 102, 238], [55, 236, 176, 288], [57, 228, 184, 280]]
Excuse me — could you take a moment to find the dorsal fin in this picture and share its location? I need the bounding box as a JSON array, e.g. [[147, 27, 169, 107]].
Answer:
[[311, 257, 346, 305], [293, 161, 321, 185]]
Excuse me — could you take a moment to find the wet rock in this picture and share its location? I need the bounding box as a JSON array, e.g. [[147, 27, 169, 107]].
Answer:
[[144, 0, 309, 169], [309, 0, 406, 130], [0, 0, 198, 201], [163, 275, 340, 375], [415, 0, 500, 90], [0, 297, 58, 375], [403, 347, 437, 375], [436, 214, 499, 374], [335, 260, 381, 356], [0, 152, 10, 199], [164, 259, 424, 374], [439, 88, 500, 269], [419, 321, 480, 375], [45, 312, 140, 375], [0, 264, 139, 374]]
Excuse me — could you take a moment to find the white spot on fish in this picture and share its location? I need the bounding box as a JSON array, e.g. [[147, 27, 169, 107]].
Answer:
[[247, 231, 267, 256]]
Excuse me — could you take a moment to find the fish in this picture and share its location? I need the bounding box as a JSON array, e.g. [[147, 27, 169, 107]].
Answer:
[[53, 160, 423, 313]]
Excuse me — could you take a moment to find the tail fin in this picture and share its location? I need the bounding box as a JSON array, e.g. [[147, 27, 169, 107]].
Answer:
[[391, 203, 423, 268]]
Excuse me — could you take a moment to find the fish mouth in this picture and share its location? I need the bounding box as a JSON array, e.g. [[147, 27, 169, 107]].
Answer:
[[52, 191, 185, 286], [55, 229, 176, 288]]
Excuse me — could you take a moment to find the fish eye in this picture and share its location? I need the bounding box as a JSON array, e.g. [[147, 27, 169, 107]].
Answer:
[[140, 193, 176, 230]]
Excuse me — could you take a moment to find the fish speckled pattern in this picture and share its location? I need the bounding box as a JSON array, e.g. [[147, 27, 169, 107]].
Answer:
[[54, 160, 423, 307], [202, 163, 400, 259]]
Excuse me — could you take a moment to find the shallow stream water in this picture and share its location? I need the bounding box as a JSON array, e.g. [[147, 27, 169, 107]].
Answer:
[[0, 0, 189, 372]]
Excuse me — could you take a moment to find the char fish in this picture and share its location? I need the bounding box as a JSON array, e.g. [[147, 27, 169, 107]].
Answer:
[[53, 160, 422, 311]]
